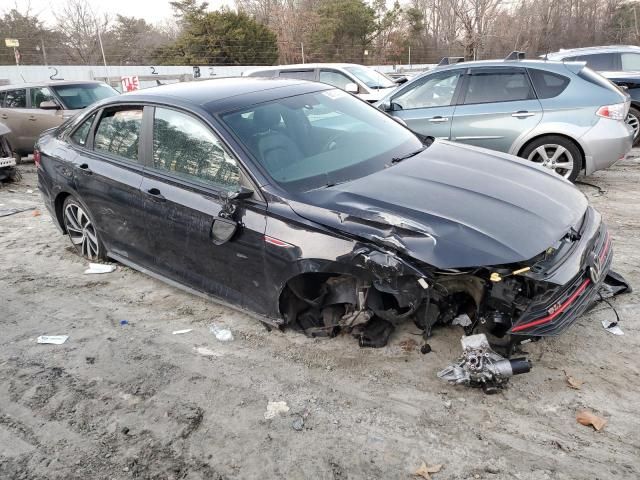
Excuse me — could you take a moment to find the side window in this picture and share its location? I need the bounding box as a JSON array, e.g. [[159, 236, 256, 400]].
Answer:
[[575, 53, 617, 71], [463, 69, 534, 104], [94, 107, 143, 162], [153, 108, 240, 190], [528, 69, 570, 99], [0, 91, 5, 107], [30, 87, 55, 109], [3, 89, 26, 108], [621, 53, 640, 71], [70, 113, 96, 146], [391, 71, 461, 110], [278, 70, 315, 80], [319, 70, 354, 90]]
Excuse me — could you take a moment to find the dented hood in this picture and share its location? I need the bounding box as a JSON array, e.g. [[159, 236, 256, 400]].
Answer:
[[289, 140, 588, 269]]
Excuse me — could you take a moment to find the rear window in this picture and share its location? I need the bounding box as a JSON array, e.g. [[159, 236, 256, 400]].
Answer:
[[566, 53, 617, 71], [3, 89, 26, 108], [528, 69, 570, 99], [577, 67, 623, 94]]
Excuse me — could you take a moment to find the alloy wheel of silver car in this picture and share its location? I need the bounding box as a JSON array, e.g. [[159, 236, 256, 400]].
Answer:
[[63, 202, 100, 260], [626, 112, 640, 140], [526, 144, 574, 179]]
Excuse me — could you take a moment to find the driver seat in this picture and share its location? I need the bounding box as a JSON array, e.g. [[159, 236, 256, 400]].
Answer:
[[253, 108, 302, 174]]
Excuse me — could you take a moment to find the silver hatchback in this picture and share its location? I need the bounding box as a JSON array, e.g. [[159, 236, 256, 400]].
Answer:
[[377, 58, 633, 181]]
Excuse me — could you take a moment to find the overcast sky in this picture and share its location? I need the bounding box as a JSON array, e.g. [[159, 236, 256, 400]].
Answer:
[[21, 0, 235, 25]]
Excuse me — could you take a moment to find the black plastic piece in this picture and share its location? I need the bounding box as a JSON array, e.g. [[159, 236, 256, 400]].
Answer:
[[357, 317, 394, 348], [509, 358, 532, 375], [505, 51, 526, 61], [437, 56, 465, 66]]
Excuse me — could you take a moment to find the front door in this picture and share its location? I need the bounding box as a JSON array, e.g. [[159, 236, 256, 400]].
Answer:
[[71, 106, 151, 265], [450, 67, 543, 153], [140, 106, 269, 313], [387, 69, 463, 140]]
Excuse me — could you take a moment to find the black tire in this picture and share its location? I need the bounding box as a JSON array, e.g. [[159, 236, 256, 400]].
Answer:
[[520, 135, 582, 183], [61, 196, 107, 261], [626, 106, 640, 147]]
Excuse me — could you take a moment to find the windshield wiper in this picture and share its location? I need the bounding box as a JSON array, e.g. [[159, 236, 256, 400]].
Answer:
[[391, 145, 427, 164]]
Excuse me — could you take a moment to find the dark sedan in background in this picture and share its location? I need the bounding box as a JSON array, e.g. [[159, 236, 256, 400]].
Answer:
[[36, 78, 614, 357]]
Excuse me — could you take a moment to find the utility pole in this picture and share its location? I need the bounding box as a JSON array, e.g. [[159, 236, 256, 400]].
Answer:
[[301, 42, 305, 64], [96, 23, 109, 84], [41, 39, 48, 66], [408, 46, 411, 68]]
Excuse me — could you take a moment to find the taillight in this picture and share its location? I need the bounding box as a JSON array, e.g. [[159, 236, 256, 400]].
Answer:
[[596, 102, 627, 120], [33, 149, 41, 168]]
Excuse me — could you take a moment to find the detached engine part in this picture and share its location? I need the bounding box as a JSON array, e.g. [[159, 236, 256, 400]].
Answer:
[[437, 334, 531, 393]]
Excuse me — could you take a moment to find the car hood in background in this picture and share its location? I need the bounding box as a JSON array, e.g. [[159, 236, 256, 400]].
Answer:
[[359, 86, 397, 102], [289, 140, 588, 269]]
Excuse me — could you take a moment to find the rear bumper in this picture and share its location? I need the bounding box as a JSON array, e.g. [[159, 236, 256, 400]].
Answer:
[[581, 118, 633, 175], [509, 211, 612, 336]]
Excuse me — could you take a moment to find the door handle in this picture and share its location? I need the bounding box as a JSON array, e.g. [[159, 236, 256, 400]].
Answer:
[[511, 111, 536, 118], [146, 187, 166, 202], [428, 116, 449, 123], [77, 163, 92, 174]]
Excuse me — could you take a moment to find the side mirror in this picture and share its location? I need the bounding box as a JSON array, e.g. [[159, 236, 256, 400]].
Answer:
[[378, 102, 391, 112], [227, 186, 253, 201], [211, 217, 237, 245], [344, 82, 359, 94], [39, 100, 60, 110]]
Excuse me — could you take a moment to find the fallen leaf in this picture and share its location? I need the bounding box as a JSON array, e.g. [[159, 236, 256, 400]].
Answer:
[[564, 371, 584, 390], [576, 410, 607, 431], [399, 338, 418, 352], [32, 209, 41, 217], [413, 462, 442, 479]]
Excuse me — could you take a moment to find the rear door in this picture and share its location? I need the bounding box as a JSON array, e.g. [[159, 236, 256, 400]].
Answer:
[[387, 69, 463, 140], [71, 105, 151, 264], [450, 66, 542, 152], [139, 106, 269, 313], [0, 88, 30, 152]]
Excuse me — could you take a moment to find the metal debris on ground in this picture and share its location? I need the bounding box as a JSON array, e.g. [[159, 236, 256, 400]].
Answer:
[[601, 320, 624, 335], [172, 329, 193, 335], [36, 335, 69, 345], [84, 263, 116, 274], [437, 333, 531, 393], [291, 415, 305, 431], [209, 323, 233, 341], [576, 410, 607, 431], [413, 461, 443, 479], [264, 401, 290, 419], [0, 206, 36, 217], [451, 313, 472, 327]]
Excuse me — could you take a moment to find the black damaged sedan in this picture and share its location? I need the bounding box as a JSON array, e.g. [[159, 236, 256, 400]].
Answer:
[[37, 78, 615, 356]]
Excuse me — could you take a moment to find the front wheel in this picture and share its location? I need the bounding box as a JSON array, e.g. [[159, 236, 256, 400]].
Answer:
[[520, 136, 582, 183], [62, 196, 106, 261], [626, 106, 640, 146]]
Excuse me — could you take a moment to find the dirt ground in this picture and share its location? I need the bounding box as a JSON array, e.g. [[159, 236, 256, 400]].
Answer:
[[1, 156, 639, 480]]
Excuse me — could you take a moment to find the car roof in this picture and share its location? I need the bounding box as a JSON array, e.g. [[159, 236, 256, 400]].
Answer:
[[545, 45, 640, 60], [106, 77, 332, 113], [0, 80, 108, 90], [422, 58, 583, 76], [244, 63, 365, 74]]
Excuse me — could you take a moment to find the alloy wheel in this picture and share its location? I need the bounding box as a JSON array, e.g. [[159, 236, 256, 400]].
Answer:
[[526, 144, 574, 179], [63, 203, 100, 260], [626, 112, 640, 140]]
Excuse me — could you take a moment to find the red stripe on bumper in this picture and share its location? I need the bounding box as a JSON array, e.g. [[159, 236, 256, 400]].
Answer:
[[511, 278, 591, 333]]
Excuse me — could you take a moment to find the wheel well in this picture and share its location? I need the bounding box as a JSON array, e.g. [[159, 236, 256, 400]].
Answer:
[[517, 133, 585, 171], [54, 192, 71, 233]]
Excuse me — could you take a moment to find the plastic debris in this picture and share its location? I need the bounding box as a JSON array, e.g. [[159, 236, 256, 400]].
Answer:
[[451, 313, 472, 327], [291, 416, 304, 431], [194, 346, 220, 357], [209, 323, 233, 342], [172, 329, 193, 335], [84, 263, 116, 274], [37, 335, 69, 345], [413, 461, 443, 479], [601, 319, 624, 335], [576, 410, 607, 431], [120, 320, 129, 326], [0, 206, 36, 217], [264, 401, 290, 419]]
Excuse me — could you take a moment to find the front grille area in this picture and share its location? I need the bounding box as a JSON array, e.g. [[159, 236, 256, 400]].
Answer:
[[510, 224, 612, 336]]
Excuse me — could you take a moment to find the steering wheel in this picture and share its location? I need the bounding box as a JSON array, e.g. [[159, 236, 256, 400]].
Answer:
[[322, 132, 347, 152]]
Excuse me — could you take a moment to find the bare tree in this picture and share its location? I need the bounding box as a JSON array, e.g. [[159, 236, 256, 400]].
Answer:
[[54, 0, 109, 64]]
